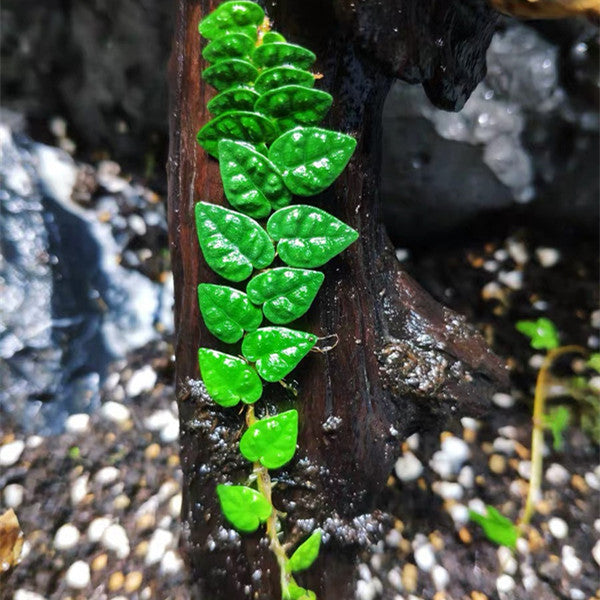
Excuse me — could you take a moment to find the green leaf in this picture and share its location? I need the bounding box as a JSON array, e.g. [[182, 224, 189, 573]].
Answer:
[[253, 42, 316, 70], [255, 85, 333, 132], [247, 267, 324, 324], [254, 66, 315, 95], [219, 140, 291, 218], [202, 59, 258, 92], [468, 506, 519, 548], [198, 283, 262, 343], [207, 87, 261, 116], [587, 353, 600, 373], [287, 583, 316, 600], [216, 484, 271, 532], [195, 202, 274, 281], [267, 205, 358, 268], [262, 31, 286, 44], [242, 327, 317, 382], [239, 409, 298, 468], [198, 1, 264, 40], [269, 126, 357, 196], [516, 318, 560, 350], [202, 32, 255, 63], [198, 348, 262, 406], [543, 405, 570, 451], [196, 111, 277, 158], [288, 530, 322, 572]]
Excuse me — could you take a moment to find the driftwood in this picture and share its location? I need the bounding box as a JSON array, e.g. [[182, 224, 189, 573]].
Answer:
[[167, 0, 507, 597]]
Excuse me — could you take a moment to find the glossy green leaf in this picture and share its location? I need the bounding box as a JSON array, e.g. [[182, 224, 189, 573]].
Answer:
[[287, 583, 316, 600], [288, 530, 322, 572], [588, 353, 600, 373], [269, 126, 356, 196], [516, 318, 560, 350], [242, 327, 317, 382], [267, 205, 358, 268], [262, 31, 286, 44], [198, 348, 262, 406], [198, 283, 262, 343], [255, 85, 332, 132], [219, 140, 291, 218], [543, 405, 570, 451], [195, 202, 274, 281], [216, 484, 271, 532], [202, 59, 258, 92], [207, 87, 261, 116], [468, 506, 518, 548], [202, 32, 255, 63], [198, 1, 264, 40], [254, 66, 315, 94], [239, 409, 298, 468], [253, 42, 316, 70], [247, 268, 324, 324], [197, 111, 277, 158]]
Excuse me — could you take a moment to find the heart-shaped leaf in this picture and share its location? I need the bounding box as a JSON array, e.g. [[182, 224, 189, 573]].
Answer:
[[198, 348, 262, 406], [239, 409, 298, 468], [197, 111, 277, 158], [267, 205, 358, 268], [516, 318, 560, 350], [269, 126, 357, 196], [216, 484, 271, 532], [195, 202, 274, 281], [219, 140, 291, 218], [198, 1, 264, 40], [288, 584, 316, 600], [255, 86, 332, 132], [207, 87, 261, 116], [198, 283, 262, 343], [202, 59, 258, 92], [246, 268, 324, 324], [288, 530, 322, 572], [254, 66, 315, 95], [242, 327, 317, 382], [253, 42, 316, 70], [202, 32, 255, 63], [262, 31, 286, 44]]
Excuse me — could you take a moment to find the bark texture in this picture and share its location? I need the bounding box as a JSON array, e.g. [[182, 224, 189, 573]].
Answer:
[[167, 1, 506, 597]]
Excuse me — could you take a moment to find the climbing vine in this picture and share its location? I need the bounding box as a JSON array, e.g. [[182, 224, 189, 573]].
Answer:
[[195, 2, 358, 598]]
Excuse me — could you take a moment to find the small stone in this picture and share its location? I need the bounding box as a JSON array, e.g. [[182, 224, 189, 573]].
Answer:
[[492, 438, 516, 455], [448, 503, 469, 526], [431, 565, 449, 591], [440, 436, 470, 472], [126, 365, 157, 397], [356, 580, 377, 600], [506, 239, 528, 265], [406, 433, 420, 450], [87, 517, 111, 543], [489, 454, 506, 474], [3, 484, 24, 508], [394, 452, 423, 482], [54, 524, 81, 551], [70, 474, 89, 506], [548, 517, 568, 539], [585, 471, 600, 491], [492, 393, 515, 409], [25, 436, 44, 449], [535, 247, 560, 268], [569, 590, 585, 600], [0, 440, 25, 467], [561, 546, 582, 577], [169, 493, 182, 518], [395, 248, 409, 262], [545, 463, 569, 486], [65, 560, 91, 589], [497, 425, 518, 439], [113, 494, 130, 510], [471, 592, 488, 600], [432, 482, 463, 501], [91, 553, 108, 571], [414, 544, 436, 573], [128, 214, 147, 237], [145, 443, 161, 460], [529, 354, 545, 369], [160, 419, 179, 443], [401, 563, 418, 593], [458, 527, 472, 544], [160, 550, 184, 575], [468, 498, 486, 515], [14, 591, 46, 600], [109, 571, 125, 591], [100, 401, 130, 424], [65, 413, 90, 434], [145, 529, 174, 566], [571, 474, 588, 493], [94, 466, 120, 486], [482, 281, 504, 301], [124, 571, 143, 593], [497, 546, 517, 575], [429, 452, 453, 479], [101, 524, 130, 559], [592, 540, 600, 567], [387, 566, 403, 591], [517, 461, 532, 480], [496, 574, 515, 594], [144, 410, 174, 431], [458, 466, 474, 488]]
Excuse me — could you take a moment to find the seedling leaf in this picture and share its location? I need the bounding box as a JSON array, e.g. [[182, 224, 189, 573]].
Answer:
[[216, 484, 271, 532], [543, 405, 570, 451], [516, 318, 560, 350], [468, 505, 518, 548], [288, 530, 322, 572]]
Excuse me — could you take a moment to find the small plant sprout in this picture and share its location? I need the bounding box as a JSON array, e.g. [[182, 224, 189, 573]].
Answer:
[[468, 505, 519, 548], [195, 2, 358, 597]]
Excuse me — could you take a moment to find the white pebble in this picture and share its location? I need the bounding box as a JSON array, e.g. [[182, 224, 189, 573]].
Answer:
[[0, 440, 25, 467], [100, 401, 130, 424], [594, 518, 600, 533], [493, 437, 516, 455], [570, 589, 585, 600], [432, 481, 463, 500], [101, 523, 130, 559], [562, 546, 582, 577], [65, 413, 90, 434], [493, 393, 515, 409], [496, 574, 515, 594], [406, 433, 420, 450], [548, 517, 568, 539], [144, 409, 174, 432], [460, 417, 480, 431], [468, 498, 486, 516], [507, 239, 529, 265], [497, 546, 518, 575], [160, 550, 184, 575], [104, 372, 120, 390], [395, 248, 409, 262], [126, 365, 157, 397], [585, 471, 600, 491], [529, 354, 545, 369], [458, 466, 474, 489], [54, 524, 80, 551], [448, 503, 469, 526], [497, 425, 518, 439], [431, 565, 449, 591], [145, 528, 174, 566], [494, 249, 509, 261], [13, 591, 46, 600], [429, 452, 453, 479], [386, 528, 402, 548], [128, 214, 147, 236], [25, 436, 44, 449], [169, 493, 182, 518], [94, 466, 119, 486], [518, 461, 532, 480], [356, 579, 377, 600], [160, 418, 179, 443], [70, 474, 89, 506], [440, 436, 471, 472], [516, 537, 530, 556], [65, 560, 90, 589], [87, 517, 112, 543], [394, 452, 423, 482], [3, 484, 24, 508], [498, 270, 522, 290], [592, 540, 600, 567], [414, 543, 436, 573], [483, 260, 499, 272], [545, 463, 569, 486], [535, 247, 560, 268], [387, 567, 403, 591], [521, 565, 538, 591]]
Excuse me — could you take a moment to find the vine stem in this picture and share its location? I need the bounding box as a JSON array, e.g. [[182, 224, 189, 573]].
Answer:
[[520, 345, 585, 527], [246, 405, 292, 598]]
